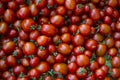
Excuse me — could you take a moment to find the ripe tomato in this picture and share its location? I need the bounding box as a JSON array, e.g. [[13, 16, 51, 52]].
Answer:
[[76, 54, 90, 67], [23, 42, 37, 55], [58, 43, 72, 55], [95, 69, 105, 79], [53, 63, 68, 75], [0, 22, 8, 35], [76, 67, 88, 78]]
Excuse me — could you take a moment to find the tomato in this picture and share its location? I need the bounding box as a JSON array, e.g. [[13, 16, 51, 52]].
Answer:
[[2, 41, 16, 54], [108, 0, 117, 8], [6, 55, 17, 67], [28, 68, 40, 79], [72, 34, 84, 46], [7, 76, 17, 80], [19, 30, 29, 41], [68, 62, 78, 73], [58, 43, 72, 55], [17, 77, 29, 80], [34, 0, 47, 9], [67, 74, 79, 80], [13, 65, 26, 76], [46, 55, 55, 64], [29, 30, 40, 40], [65, 0, 76, 10], [50, 15, 64, 27], [73, 46, 85, 56], [7, 1, 18, 11], [17, 7, 30, 19], [90, 8, 101, 21], [30, 56, 40, 67], [90, 61, 99, 71], [4, 9, 16, 23], [21, 18, 36, 32], [23, 42, 37, 55], [79, 24, 91, 36], [0, 59, 8, 72], [2, 71, 11, 79], [76, 54, 90, 67], [85, 39, 97, 51], [21, 58, 30, 67], [95, 69, 105, 79], [96, 44, 107, 56], [61, 33, 71, 43], [41, 24, 57, 36], [0, 22, 8, 35], [116, 22, 120, 32], [37, 46, 48, 60], [76, 67, 88, 78], [112, 56, 120, 68], [99, 24, 111, 35], [74, 4, 84, 16], [29, 4, 39, 17], [36, 62, 50, 73], [56, 6, 66, 16], [101, 65, 109, 75], [97, 57, 105, 66], [44, 76, 52, 80], [112, 68, 120, 78], [53, 63, 68, 75], [108, 48, 117, 57], [54, 53, 64, 63]]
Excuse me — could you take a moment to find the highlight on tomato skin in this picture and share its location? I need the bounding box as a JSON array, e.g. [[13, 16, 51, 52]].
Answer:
[[0, 0, 120, 79]]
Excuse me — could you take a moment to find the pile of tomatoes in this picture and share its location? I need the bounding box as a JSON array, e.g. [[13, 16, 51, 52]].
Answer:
[[0, 0, 120, 80]]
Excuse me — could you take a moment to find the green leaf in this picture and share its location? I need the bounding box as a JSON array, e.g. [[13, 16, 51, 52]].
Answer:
[[78, 4, 83, 8], [55, 40, 62, 45], [39, 46, 45, 51], [0, 4, 2, 8], [53, 52, 58, 56], [30, 25, 36, 30], [105, 60, 112, 68], [36, 0, 42, 5], [13, 51, 18, 56], [39, 76, 43, 80], [37, 25, 42, 31]]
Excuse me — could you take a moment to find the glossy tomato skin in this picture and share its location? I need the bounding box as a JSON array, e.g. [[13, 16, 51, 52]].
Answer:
[[34, 0, 47, 9], [27, 68, 40, 79], [58, 43, 72, 55], [67, 74, 79, 80], [65, 0, 76, 10], [0, 22, 9, 35], [112, 56, 120, 68], [79, 24, 91, 36], [95, 69, 105, 79], [53, 63, 68, 75], [30, 56, 40, 67], [17, 7, 30, 19], [0, 59, 8, 72], [2, 71, 11, 79], [2, 41, 16, 54], [85, 39, 97, 51], [36, 62, 50, 73], [13, 65, 26, 76], [6, 55, 17, 67], [3, 9, 16, 23], [96, 44, 107, 56], [68, 62, 78, 73], [76, 67, 88, 78], [41, 24, 57, 36], [23, 42, 37, 55], [76, 55, 90, 67]]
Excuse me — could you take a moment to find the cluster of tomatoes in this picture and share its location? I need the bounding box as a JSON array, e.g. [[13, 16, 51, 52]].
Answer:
[[0, 0, 120, 80]]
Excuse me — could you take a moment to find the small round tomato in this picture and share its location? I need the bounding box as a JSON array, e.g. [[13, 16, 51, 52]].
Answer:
[[99, 24, 111, 35], [44, 76, 52, 80], [4, 9, 16, 23], [76, 54, 90, 67], [76, 67, 88, 78], [108, 48, 117, 57], [46, 55, 55, 65], [65, 0, 76, 10], [21, 18, 36, 32], [97, 57, 105, 66], [36, 35, 49, 46], [67, 74, 79, 80], [101, 65, 109, 75], [58, 43, 72, 55], [56, 6, 66, 16], [41, 24, 57, 36], [7, 1, 18, 11], [23, 42, 37, 55], [6, 55, 17, 67], [90, 61, 99, 71], [53, 63, 68, 75], [54, 53, 64, 63], [112, 68, 120, 78], [61, 33, 71, 43], [0, 22, 8, 35], [112, 56, 120, 68], [105, 38, 114, 48], [79, 24, 91, 36], [85, 39, 98, 51], [96, 44, 107, 56], [34, 0, 47, 9], [93, 33, 104, 42], [30, 56, 40, 67], [13, 65, 26, 76], [95, 69, 105, 79], [2, 41, 16, 54], [0, 59, 8, 72], [73, 46, 85, 56], [90, 8, 101, 21], [28, 68, 40, 79], [72, 34, 84, 46], [37, 46, 48, 60], [29, 3, 39, 17], [17, 7, 30, 19], [68, 62, 78, 73], [50, 15, 64, 27], [2, 71, 11, 79], [29, 30, 40, 40], [36, 62, 50, 73], [7, 76, 16, 80], [21, 58, 30, 67], [19, 30, 29, 41]]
